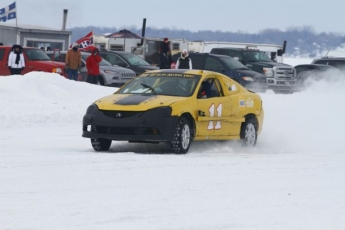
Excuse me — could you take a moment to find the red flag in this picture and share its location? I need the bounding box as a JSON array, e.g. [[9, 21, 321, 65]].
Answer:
[[70, 31, 94, 50]]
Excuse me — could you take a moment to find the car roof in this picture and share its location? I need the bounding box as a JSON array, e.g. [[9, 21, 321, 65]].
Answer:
[[295, 64, 332, 67], [146, 69, 213, 75], [46, 51, 90, 55], [212, 47, 262, 52], [313, 57, 345, 62]]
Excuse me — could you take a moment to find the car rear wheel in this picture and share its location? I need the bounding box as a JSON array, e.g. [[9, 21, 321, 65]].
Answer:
[[91, 138, 112, 151], [240, 118, 257, 147], [171, 116, 191, 154]]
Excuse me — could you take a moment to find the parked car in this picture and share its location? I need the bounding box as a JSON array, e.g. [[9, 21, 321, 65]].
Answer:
[[82, 69, 264, 154], [97, 50, 159, 76], [311, 57, 345, 71], [172, 52, 268, 93], [46, 51, 136, 87], [0, 46, 65, 76], [210, 48, 296, 94], [294, 64, 339, 91]]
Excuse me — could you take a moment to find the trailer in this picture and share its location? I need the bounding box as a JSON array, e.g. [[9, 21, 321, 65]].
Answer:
[[188, 40, 287, 63]]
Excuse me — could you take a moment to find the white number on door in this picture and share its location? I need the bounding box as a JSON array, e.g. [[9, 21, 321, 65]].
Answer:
[[207, 103, 222, 130]]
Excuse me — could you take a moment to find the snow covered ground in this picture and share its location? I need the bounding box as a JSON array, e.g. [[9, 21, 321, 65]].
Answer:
[[1, 57, 345, 230]]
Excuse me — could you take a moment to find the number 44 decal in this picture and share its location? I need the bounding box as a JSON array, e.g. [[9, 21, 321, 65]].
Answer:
[[208, 103, 223, 130]]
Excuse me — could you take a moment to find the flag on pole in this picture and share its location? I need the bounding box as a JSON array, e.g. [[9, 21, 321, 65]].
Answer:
[[70, 31, 94, 50], [0, 2, 16, 22]]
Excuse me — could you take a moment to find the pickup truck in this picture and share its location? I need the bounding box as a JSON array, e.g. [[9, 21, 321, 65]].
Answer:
[[0, 46, 66, 76]]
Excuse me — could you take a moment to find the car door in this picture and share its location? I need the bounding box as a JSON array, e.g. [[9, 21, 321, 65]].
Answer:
[[0, 48, 11, 76], [189, 54, 205, 70], [204, 56, 227, 74], [196, 75, 233, 138]]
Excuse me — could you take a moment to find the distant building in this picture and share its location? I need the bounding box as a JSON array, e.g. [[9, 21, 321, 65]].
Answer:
[[0, 23, 72, 50]]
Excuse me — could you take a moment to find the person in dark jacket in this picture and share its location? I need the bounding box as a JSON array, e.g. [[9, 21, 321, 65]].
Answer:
[[86, 47, 102, 84], [159, 37, 172, 69], [176, 49, 192, 69], [8, 44, 25, 75]]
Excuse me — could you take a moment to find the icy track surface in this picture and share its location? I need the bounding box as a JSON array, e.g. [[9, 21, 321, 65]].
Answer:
[[1, 62, 345, 230]]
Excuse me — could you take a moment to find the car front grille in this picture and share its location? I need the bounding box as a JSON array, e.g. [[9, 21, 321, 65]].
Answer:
[[121, 72, 136, 79], [275, 67, 295, 78], [100, 110, 142, 118], [95, 126, 161, 135]]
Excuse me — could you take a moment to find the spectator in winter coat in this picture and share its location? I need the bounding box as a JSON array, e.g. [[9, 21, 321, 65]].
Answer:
[[8, 44, 25, 75], [86, 47, 102, 84], [176, 49, 192, 69], [159, 37, 172, 69], [65, 42, 82, 81]]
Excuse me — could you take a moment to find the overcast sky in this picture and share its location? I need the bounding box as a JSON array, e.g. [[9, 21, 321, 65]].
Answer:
[[3, 0, 345, 34]]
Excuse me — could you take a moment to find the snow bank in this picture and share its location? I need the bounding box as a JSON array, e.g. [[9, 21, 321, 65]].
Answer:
[[0, 72, 115, 128]]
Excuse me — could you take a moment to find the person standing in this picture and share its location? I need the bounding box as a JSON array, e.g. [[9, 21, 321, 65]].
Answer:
[[65, 42, 82, 81], [8, 44, 25, 75], [159, 37, 172, 69], [86, 47, 102, 84], [176, 49, 192, 69]]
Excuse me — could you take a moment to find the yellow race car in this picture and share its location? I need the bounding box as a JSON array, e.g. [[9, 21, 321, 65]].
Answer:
[[82, 69, 264, 154]]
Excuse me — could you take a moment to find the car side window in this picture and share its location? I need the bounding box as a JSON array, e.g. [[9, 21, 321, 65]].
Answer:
[[0, 48, 5, 60], [106, 54, 126, 66], [327, 60, 345, 70], [197, 77, 224, 99], [205, 57, 225, 72], [313, 60, 327, 65], [189, 55, 204, 69], [228, 50, 240, 59], [211, 78, 224, 97]]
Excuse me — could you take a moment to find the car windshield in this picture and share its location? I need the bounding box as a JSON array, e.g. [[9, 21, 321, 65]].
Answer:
[[121, 53, 151, 66], [24, 49, 51, 61], [218, 56, 249, 70], [81, 54, 112, 66], [117, 73, 202, 97], [242, 51, 272, 62]]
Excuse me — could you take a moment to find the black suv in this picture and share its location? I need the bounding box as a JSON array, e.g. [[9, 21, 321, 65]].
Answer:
[[172, 52, 267, 93], [311, 57, 345, 71], [210, 48, 296, 93], [98, 50, 159, 76]]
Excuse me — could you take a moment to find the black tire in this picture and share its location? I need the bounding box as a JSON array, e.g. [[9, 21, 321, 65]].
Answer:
[[240, 118, 257, 147], [171, 116, 192, 154], [91, 138, 112, 151]]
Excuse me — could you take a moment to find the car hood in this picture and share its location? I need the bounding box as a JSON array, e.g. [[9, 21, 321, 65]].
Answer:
[[135, 65, 159, 70], [247, 61, 292, 68], [34, 60, 65, 68], [235, 69, 266, 78], [100, 65, 135, 73], [95, 94, 185, 111]]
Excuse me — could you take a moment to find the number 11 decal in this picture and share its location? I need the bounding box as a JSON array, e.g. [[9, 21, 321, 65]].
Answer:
[[207, 103, 223, 130]]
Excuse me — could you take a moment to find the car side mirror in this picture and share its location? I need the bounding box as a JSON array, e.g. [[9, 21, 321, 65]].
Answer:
[[119, 62, 128, 67]]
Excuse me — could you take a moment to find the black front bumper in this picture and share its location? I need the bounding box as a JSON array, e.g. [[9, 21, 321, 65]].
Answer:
[[82, 105, 178, 142]]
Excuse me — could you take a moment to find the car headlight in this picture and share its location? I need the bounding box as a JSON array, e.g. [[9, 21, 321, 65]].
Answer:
[[263, 68, 273, 77], [52, 68, 62, 73], [242, 76, 254, 81], [104, 70, 116, 74]]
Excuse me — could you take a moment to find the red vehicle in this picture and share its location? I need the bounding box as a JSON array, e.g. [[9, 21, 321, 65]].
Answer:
[[0, 46, 66, 76]]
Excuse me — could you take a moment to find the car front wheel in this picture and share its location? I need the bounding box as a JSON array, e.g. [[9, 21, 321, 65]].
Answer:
[[171, 117, 191, 154], [91, 138, 112, 151], [240, 119, 257, 147]]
